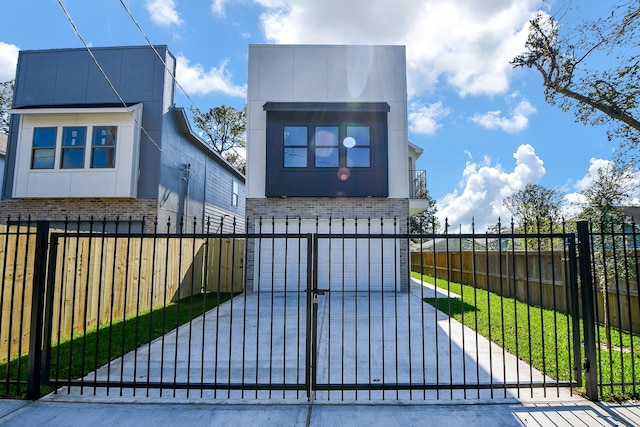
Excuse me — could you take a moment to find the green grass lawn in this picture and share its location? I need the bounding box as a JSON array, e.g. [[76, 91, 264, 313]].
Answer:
[[413, 272, 640, 401], [0, 291, 237, 399]]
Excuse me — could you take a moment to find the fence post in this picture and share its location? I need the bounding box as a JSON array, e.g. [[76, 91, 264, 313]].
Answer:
[[576, 221, 598, 401], [27, 221, 49, 400]]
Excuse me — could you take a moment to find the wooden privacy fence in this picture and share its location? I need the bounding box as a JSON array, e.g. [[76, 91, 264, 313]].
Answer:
[[0, 224, 38, 366], [410, 249, 640, 334], [1, 226, 245, 361]]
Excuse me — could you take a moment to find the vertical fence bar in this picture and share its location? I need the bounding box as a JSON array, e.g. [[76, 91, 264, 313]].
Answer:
[[306, 233, 316, 401], [27, 220, 50, 400], [567, 234, 582, 388], [41, 233, 59, 390], [577, 220, 598, 401]]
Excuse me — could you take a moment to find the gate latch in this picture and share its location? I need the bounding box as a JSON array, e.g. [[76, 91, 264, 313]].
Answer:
[[311, 289, 329, 304]]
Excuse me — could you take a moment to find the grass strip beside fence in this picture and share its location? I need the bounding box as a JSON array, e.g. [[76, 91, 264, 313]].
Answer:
[[413, 272, 640, 401], [0, 292, 237, 399]]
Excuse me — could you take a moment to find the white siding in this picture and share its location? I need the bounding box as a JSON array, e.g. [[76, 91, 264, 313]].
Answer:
[[12, 105, 142, 199], [246, 45, 409, 199]]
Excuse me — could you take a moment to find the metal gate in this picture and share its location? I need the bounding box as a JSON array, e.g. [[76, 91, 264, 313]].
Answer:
[[22, 219, 587, 401]]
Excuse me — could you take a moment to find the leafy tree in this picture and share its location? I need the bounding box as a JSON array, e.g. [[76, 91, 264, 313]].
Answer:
[[512, 2, 640, 166], [0, 80, 14, 134], [574, 162, 636, 348], [409, 190, 439, 234], [577, 162, 632, 225], [503, 183, 563, 227], [503, 183, 564, 250], [190, 105, 246, 174]]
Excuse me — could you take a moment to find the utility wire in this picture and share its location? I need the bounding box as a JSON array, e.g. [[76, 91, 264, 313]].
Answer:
[[56, 0, 183, 171], [118, 0, 197, 108], [117, 0, 247, 165]]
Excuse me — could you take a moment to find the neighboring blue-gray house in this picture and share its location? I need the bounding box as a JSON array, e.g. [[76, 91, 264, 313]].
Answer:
[[0, 45, 245, 232]]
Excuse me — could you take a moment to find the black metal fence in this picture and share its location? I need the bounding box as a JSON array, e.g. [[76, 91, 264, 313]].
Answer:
[[0, 216, 638, 402]]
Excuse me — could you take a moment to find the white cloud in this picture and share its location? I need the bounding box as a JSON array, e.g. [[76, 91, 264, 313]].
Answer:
[[211, 0, 228, 17], [176, 55, 246, 98], [146, 0, 182, 27], [408, 101, 450, 135], [437, 144, 546, 231], [471, 98, 536, 133], [0, 42, 19, 81], [256, 0, 539, 97], [573, 158, 613, 192]]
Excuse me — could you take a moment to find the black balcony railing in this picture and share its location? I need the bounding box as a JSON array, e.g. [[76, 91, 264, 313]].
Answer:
[[410, 170, 428, 199]]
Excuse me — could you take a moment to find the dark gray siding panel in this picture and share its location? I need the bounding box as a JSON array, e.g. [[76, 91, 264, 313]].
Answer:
[[204, 159, 245, 220], [13, 46, 169, 108], [158, 110, 245, 232]]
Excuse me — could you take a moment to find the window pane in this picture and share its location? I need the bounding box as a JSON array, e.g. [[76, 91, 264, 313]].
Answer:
[[315, 127, 338, 146], [61, 127, 86, 169], [347, 147, 370, 167], [31, 149, 55, 169], [284, 147, 307, 167], [61, 148, 85, 169], [315, 147, 339, 167], [92, 126, 117, 147], [31, 128, 57, 169], [284, 126, 307, 146], [62, 127, 86, 147], [91, 148, 115, 168], [346, 126, 370, 146], [92, 126, 117, 168], [33, 127, 57, 147]]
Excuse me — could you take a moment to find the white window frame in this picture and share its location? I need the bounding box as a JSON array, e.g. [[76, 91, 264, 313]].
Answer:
[[11, 104, 142, 198], [231, 180, 239, 207]]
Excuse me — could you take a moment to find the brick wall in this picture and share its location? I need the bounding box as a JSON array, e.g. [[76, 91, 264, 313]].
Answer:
[[245, 197, 410, 292], [246, 197, 409, 226], [0, 198, 158, 231]]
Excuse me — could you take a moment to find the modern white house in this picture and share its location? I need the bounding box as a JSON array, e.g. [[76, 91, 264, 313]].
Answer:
[[245, 45, 426, 292]]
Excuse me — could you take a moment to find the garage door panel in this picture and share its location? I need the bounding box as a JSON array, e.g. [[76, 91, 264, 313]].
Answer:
[[253, 219, 400, 292]]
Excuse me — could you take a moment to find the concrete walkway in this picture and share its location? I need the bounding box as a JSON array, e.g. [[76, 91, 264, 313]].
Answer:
[[2, 279, 640, 425], [1, 398, 640, 426]]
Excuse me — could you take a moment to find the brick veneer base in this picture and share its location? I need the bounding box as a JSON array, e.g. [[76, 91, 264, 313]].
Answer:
[[245, 197, 410, 292], [0, 198, 158, 231]]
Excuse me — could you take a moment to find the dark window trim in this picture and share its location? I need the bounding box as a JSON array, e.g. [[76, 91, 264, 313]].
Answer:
[[265, 105, 389, 198]]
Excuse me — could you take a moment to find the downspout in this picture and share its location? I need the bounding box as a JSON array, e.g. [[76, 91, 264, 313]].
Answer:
[[182, 163, 192, 223]]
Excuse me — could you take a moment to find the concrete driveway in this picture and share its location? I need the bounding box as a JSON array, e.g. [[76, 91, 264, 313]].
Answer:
[[39, 278, 573, 402], [2, 278, 640, 425]]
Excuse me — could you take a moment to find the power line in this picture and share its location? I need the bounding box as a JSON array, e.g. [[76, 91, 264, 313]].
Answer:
[[117, 0, 247, 165], [56, 0, 184, 171], [118, 0, 197, 108]]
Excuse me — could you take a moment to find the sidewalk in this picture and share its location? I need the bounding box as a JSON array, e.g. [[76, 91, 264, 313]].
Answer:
[[1, 398, 640, 426]]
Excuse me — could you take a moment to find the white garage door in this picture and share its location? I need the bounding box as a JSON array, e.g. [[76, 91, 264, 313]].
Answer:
[[252, 218, 400, 292]]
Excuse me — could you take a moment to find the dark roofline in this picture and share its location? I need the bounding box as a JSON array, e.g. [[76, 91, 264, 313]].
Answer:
[[11, 103, 140, 110], [172, 107, 245, 181], [18, 45, 170, 55], [263, 102, 390, 112]]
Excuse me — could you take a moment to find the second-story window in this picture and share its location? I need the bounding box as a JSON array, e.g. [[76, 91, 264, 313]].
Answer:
[[264, 102, 389, 197], [61, 127, 86, 169], [31, 127, 57, 169], [29, 125, 118, 170], [91, 126, 117, 168]]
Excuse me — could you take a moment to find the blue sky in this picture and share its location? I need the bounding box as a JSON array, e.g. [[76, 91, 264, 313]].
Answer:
[[0, 0, 634, 229]]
